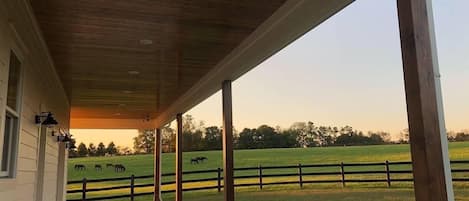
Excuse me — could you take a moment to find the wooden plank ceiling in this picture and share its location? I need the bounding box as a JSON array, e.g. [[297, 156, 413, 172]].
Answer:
[[31, 0, 286, 122]]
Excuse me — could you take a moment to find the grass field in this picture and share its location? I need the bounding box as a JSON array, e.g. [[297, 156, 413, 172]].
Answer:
[[108, 188, 469, 201], [67, 142, 469, 200]]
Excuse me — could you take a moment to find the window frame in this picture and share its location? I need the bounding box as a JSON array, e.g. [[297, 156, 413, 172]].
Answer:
[[0, 50, 23, 178], [0, 111, 18, 177]]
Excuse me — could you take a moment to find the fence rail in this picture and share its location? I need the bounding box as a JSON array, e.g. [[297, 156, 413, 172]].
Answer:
[[67, 160, 469, 201]]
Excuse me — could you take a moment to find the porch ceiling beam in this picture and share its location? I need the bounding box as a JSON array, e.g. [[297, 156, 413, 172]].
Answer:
[[397, 0, 454, 200], [70, 118, 154, 129], [151, 0, 354, 127]]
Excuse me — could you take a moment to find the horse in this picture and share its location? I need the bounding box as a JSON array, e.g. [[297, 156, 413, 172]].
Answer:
[[106, 163, 114, 168], [196, 156, 208, 162], [74, 164, 86, 171], [190, 158, 199, 164], [95, 164, 102, 171], [114, 164, 126, 172], [190, 156, 207, 164]]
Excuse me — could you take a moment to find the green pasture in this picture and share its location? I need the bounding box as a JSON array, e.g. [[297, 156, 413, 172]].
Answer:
[[110, 188, 469, 201], [67, 142, 469, 200]]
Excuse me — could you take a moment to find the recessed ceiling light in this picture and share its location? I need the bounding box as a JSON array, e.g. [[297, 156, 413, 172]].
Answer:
[[139, 39, 153, 45], [127, 70, 140, 75], [122, 90, 133, 94]]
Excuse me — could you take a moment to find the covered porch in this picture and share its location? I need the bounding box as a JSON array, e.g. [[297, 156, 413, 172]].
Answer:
[[3, 0, 455, 200]]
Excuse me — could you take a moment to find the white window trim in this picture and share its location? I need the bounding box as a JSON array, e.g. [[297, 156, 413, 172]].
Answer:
[[0, 49, 23, 178], [5, 106, 18, 118], [0, 111, 17, 177]]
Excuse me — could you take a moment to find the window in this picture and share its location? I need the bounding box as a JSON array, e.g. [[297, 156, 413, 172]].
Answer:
[[6, 51, 20, 111], [0, 51, 21, 178]]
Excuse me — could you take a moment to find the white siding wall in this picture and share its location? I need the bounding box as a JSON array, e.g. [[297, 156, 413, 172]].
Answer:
[[0, 0, 70, 201]]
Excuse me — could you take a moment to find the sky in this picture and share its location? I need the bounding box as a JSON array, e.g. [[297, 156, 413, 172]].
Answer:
[[72, 0, 469, 148]]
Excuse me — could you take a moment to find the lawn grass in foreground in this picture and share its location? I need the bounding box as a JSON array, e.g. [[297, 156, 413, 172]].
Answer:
[[108, 188, 469, 201]]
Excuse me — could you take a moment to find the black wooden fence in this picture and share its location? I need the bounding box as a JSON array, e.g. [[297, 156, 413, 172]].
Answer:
[[67, 160, 469, 201]]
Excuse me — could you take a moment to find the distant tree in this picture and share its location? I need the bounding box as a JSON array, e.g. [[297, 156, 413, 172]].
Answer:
[[368, 133, 386, 145], [115, 146, 123, 155], [290, 122, 317, 148], [335, 127, 385, 146], [237, 128, 257, 149], [368, 131, 391, 144], [183, 115, 205, 134], [256, 125, 278, 148], [96, 142, 106, 156], [454, 132, 469, 142], [119, 146, 132, 155], [179, 115, 205, 152], [279, 129, 300, 148], [162, 126, 175, 153], [204, 126, 222, 150], [377, 131, 391, 143], [133, 129, 155, 154], [399, 128, 409, 143], [88, 143, 97, 156], [183, 129, 204, 151], [106, 142, 118, 155], [447, 131, 456, 142], [316, 126, 337, 146], [77, 142, 88, 157]]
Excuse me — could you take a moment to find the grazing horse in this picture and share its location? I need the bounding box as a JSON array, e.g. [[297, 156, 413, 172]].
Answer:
[[74, 164, 86, 171], [95, 164, 102, 171], [190, 156, 208, 164], [106, 163, 114, 168], [190, 158, 199, 164], [196, 156, 208, 162], [114, 164, 126, 172]]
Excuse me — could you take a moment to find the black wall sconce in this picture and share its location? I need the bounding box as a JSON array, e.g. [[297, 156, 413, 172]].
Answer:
[[35, 112, 58, 127], [56, 128, 75, 149]]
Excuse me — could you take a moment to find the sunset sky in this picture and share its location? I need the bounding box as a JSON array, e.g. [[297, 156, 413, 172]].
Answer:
[[72, 0, 469, 148]]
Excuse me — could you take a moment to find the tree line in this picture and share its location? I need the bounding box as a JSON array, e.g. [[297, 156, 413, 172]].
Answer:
[[69, 115, 469, 157], [132, 115, 398, 154], [68, 141, 131, 158]]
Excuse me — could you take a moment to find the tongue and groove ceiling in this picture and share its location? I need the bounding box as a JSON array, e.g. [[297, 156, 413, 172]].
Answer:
[[30, 0, 354, 128], [31, 0, 286, 122]]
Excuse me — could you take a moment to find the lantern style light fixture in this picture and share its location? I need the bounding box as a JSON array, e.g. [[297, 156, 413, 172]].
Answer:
[[56, 128, 75, 149], [35, 112, 58, 127], [55, 128, 71, 142]]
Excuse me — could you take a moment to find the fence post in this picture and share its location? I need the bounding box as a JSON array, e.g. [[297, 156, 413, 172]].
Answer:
[[298, 163, 303, 188], [82, 178, 87, 201], [259, 164, 263, 190], [385, 160, 391, 187], [340, 162, 345, 187], [217, 167, 222, 192], [130, 174, 135, 201]]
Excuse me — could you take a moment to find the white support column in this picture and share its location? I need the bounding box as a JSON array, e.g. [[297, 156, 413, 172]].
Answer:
[[56, 142, 67, 201]]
